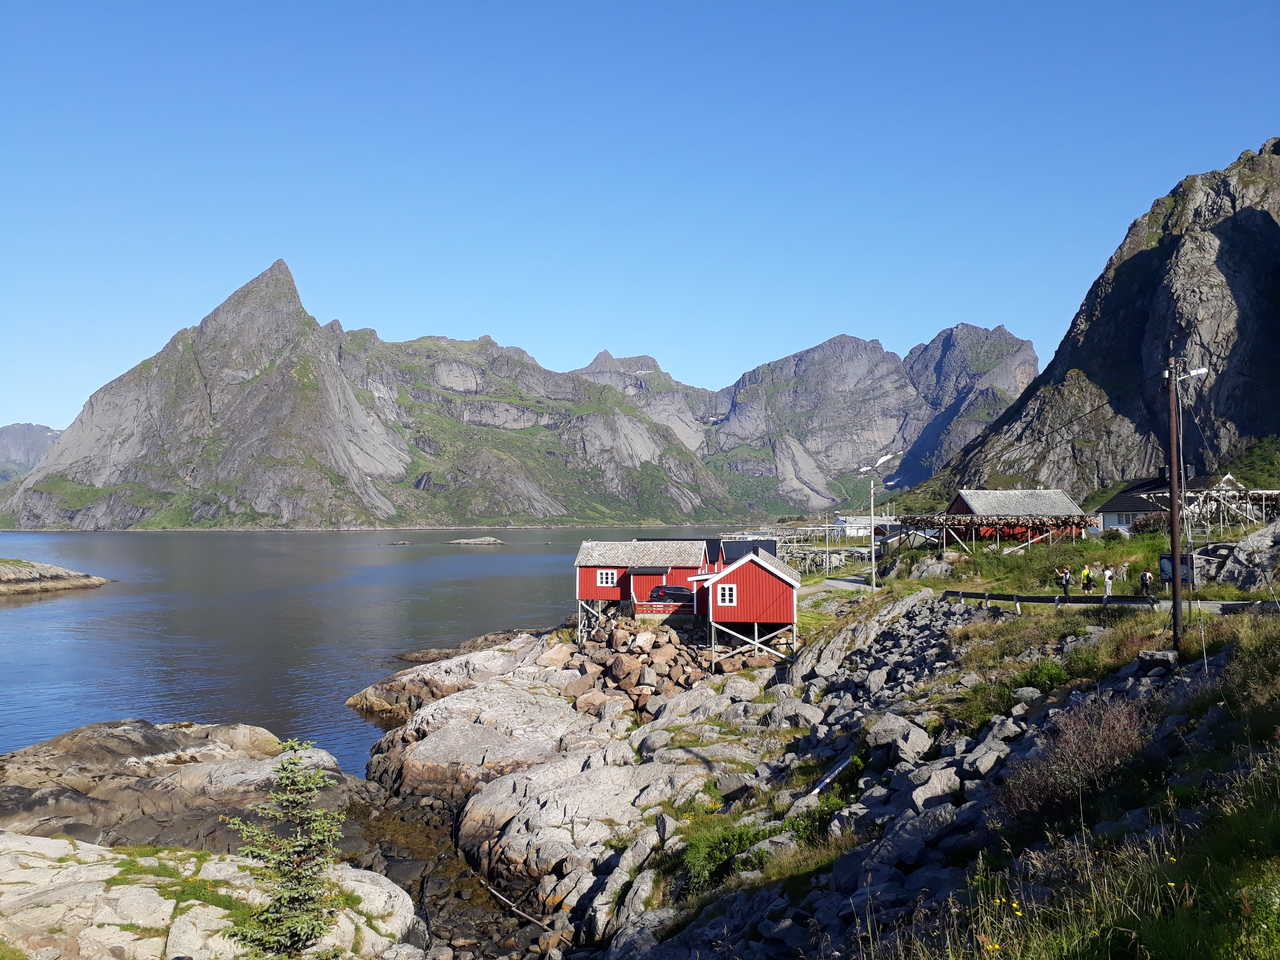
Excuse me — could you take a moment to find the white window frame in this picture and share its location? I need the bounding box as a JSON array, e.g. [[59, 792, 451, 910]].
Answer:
[[596, 569, 617, 587], [717, 583, 737, 607]]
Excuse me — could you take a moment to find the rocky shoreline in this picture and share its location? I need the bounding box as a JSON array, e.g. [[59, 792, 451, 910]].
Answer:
[[1, 587, 1263, 959], [343, 590, 1252, 959], [0, 558, 107, 596]]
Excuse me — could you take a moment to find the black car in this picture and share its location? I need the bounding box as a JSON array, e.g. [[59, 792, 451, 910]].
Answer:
[[648, 584, 694, 603]]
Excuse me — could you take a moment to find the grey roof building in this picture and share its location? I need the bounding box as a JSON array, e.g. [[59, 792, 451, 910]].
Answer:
[[574, 540, 708, 568], [945, 489, 1086, 517]]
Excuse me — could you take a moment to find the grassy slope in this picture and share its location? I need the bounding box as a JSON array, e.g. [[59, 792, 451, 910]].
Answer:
[[876, 612, 1280, 960], [656, 531, 1280, 957], [879, 530, 1265, 601]]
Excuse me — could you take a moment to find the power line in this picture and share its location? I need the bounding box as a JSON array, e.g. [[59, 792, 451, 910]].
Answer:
[[977, 375, 1158, 464]]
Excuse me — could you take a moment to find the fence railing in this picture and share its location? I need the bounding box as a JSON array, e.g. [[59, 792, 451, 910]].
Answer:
[[632, 601, 695, 616]]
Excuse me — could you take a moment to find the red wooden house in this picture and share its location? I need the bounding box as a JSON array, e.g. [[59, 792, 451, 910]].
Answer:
[[690, 548, 799, 656], [575, 539, 708, 617], [574, 537, 799, 659]]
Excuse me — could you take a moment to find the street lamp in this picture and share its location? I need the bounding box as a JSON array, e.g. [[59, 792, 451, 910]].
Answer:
[[869, 475, 896, 591]]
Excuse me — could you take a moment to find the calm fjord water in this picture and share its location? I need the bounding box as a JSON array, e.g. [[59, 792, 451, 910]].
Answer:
[[0, 527, 723, 773]]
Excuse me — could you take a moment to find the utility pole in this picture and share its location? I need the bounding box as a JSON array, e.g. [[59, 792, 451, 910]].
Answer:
[[1166, 357, 1183, 650], [870, 478, 877, 591]]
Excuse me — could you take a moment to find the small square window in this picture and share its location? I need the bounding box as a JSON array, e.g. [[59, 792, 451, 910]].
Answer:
[[717, 583, 737, 606], [596, 569, 617, 587]]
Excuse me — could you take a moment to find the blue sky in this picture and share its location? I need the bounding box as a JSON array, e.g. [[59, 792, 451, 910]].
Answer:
[[2, 2, 1277, 428]]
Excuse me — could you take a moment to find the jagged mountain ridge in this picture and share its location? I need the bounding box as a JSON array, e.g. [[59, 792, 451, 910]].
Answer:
[[0, 424, 62, 484], [573, 327, 1037, 500], [2, 263, 1035, 529], [950, 137, 1280, 499]]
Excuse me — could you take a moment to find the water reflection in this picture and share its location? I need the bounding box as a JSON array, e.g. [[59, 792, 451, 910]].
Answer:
[[0, 527, 723, 771]]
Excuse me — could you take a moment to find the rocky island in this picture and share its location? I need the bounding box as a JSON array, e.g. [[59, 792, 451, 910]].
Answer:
[[0, 558, 107, 597]]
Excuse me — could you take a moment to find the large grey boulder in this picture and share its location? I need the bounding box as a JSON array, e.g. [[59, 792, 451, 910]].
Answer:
[[1219, 519, 1280, 590], [367, 674, 593, 798], [457, 759, 706, 901], [346, 633, 545, 723], [0, 831, 416, 960], [866, 713, 932, 762], [865, 804, 958, 867], [0, 719, 364, 851], [765, 698, 826, 729]]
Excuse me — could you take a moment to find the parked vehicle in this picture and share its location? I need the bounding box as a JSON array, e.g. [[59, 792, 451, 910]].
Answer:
[[648, 584, 694, 603]]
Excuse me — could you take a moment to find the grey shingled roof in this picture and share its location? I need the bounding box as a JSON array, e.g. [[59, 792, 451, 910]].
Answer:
[[574, 540, 707, 568], [951, 489, 1086, 517], [751, 549, 801, 585]]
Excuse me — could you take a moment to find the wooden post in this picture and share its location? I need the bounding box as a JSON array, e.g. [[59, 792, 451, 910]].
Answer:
[[1168, 357, 1184, 651]]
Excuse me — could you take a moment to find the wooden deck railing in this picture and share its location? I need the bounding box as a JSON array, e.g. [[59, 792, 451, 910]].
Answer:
[[632, 601, 695, 616]]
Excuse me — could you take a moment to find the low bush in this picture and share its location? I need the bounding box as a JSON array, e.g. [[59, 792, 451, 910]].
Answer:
[[1011, 659, 1069, 692], [953, 682, 1015, 732], [1000, 698, 1151, 819], [678, 816, 783, 894], [787, 792, 845, 847], [1133, 512, 1171, 534]]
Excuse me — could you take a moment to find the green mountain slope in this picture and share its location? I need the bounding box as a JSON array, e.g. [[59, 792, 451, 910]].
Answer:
[[2, 261, 1036, 529]]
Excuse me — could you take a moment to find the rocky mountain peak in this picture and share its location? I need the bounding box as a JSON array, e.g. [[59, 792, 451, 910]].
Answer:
[[0, 423, 62, 484], [580, 350, 620, 372], [951, 137, 1280, 498], [905, 323, 1037, 411], [197, 259, 306, 347], [2, 262, 1039, 528]]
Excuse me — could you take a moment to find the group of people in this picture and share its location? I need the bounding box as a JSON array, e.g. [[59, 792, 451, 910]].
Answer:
[[1054, 564, 1156, 597]]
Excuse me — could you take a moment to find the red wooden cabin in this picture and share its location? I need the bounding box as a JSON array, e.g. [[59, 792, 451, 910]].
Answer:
[[690, 549, 799, 656], [575, 537, 800, 660], [575, 540, 708, 625]]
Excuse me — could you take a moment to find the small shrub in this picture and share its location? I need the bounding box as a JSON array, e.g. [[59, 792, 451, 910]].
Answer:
[[680, 820, 781, 894], [787, 792, 845, 847], [1001, 698, 1152, 819], [1012, 659, 1070, 692], [954, 682, 1015, 732], [1133, 512, 1171, 534]]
